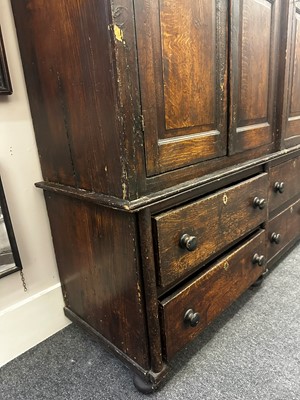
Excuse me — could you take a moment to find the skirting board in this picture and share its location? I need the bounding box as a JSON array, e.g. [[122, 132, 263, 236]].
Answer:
[[0, 283, 71, 366]]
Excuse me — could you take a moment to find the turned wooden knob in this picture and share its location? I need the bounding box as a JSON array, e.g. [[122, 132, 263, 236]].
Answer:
[[271, 232, 281, 244], [180, 234, 197, 251], [253, 197, 266, 209], [274, 181, 285, 193], [252, 253, 266, 267], [184, 309, 200, 327]]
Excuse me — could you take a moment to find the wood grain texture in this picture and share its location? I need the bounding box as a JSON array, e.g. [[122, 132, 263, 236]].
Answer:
[[267, 198, 300, 262], [160, 0, 215, 130], [9, 0, 300, 387], [160, 230, 266, 360], [12, 0, 281, 200], [44, 192, 150, 369], [157, 131, 224, 173], [239, 0, 271, 123], [137, 209, 164, 373], [134, 0, 228, 175], [154, 173, 268, 288], [268, 155, 300, 212], [110, 0, 147, 200], [290, 14, 300, 117], [144, 142, 275, 197], [229, 0, 280, 154], [282, 3, 300, 146], [11, 0, 126, 197]]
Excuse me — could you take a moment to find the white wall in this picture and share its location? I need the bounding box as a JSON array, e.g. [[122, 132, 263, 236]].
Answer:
[[0, 0, 70, 366]]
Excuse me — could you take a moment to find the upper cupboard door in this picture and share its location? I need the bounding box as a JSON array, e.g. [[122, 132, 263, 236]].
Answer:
[[134, 0, 228, 176], [229, 0, 280, 154], [282, 1, 300, 147]]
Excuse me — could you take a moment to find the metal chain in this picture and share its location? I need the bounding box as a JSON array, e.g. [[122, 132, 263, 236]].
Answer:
[[20, 269, 28, 292]]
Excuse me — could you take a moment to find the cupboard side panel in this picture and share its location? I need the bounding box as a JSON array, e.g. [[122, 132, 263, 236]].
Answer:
[[11, 0, 125, 197], [44, 192, 150, 369]]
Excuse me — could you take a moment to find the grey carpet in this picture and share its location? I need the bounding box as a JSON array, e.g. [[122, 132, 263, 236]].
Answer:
[[1, 244, 300, 400]]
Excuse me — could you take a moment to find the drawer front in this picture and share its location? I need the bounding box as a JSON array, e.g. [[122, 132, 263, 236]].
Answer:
[[160, 230, 266, 360], [269, 156, 300, 212], [267, 198, 300, 261], [154, 174, 268, 288]]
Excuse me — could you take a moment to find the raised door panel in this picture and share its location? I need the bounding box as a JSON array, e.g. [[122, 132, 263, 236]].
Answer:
[[134, 0, 228, 176], [282, 2, 300, 147], [229, 0, 280, 154]]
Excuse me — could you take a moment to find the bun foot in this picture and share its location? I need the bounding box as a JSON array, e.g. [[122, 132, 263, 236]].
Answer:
[[251, 274, 264, 288], [133, 374, 156, 394]]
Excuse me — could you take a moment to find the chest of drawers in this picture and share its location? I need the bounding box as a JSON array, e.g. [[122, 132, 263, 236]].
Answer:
[[160, 229, 266, 360], [11, 0, 300, 393]]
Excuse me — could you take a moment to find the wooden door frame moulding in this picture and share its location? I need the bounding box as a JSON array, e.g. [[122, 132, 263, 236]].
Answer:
[[0, 26, 13, 95]]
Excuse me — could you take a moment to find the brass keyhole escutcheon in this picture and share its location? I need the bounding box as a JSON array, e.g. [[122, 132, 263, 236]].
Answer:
[[223, 193, 228, 205], [223, 261, 229, 271]]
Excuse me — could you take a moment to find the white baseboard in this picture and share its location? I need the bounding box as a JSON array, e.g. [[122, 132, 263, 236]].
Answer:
[[0, 284, 71, 367]]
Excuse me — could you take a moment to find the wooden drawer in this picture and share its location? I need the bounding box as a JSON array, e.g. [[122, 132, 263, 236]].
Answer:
[[269, 156, 300, 213], [267, 198, 300, 262], [153, 174, 268, 288], [160, 230, 266, 360]]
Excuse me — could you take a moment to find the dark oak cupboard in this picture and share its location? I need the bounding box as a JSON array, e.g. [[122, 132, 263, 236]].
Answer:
[[11, 0, 300, 392]]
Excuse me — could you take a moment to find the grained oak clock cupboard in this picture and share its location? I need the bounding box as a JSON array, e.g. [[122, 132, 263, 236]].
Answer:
[[11, 0, 300, 392]]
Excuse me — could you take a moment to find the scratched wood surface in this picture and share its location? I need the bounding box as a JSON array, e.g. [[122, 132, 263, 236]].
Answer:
[[154, 174, 268, 288], [11, 0, 126, 197], [160, 230, 266, 360], [12, 0, 281, 201]]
